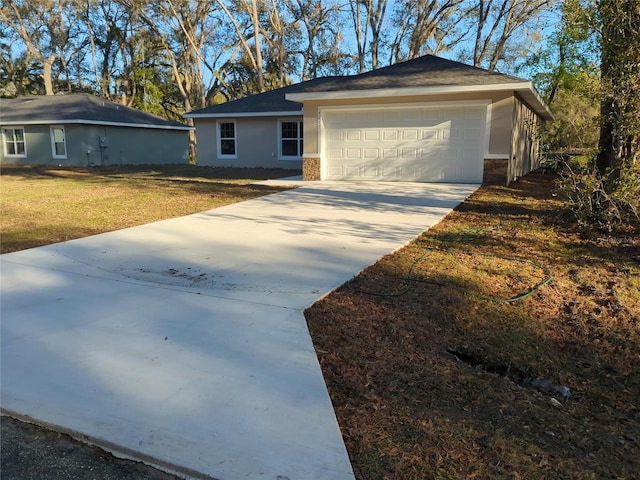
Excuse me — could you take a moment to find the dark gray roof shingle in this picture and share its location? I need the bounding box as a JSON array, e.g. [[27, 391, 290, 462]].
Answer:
[[186, 54, 529, 117], [0, 93, 190, 130]]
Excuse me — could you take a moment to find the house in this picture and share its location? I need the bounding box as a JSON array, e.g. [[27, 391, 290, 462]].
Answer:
[[0, 93, 191, 166], [185, 55, 553, 184]]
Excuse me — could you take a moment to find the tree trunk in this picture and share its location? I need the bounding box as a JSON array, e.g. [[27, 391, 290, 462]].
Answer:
[[42, 54, 55, 95]]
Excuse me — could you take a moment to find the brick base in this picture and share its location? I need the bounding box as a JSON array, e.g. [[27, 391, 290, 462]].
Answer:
[[483, 158, 508, 185], [303, 157, 321, 181]]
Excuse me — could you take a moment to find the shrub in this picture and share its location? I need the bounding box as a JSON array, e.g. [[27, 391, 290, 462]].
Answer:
[[556, 159, 640, 233]]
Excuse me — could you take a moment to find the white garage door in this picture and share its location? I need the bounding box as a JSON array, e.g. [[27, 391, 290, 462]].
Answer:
[[323, 105, 487, 182]]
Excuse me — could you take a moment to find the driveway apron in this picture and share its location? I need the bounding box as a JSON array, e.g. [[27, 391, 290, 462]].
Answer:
[[1, 181, 479, 480]]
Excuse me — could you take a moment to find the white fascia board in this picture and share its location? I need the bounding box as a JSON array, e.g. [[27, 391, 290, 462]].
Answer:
[[183, 110, 302, 119], [513, 83, 555, 121], [287, 82, 554, 121], [286, 83, 531, 101], [1, 119, 193, 131]]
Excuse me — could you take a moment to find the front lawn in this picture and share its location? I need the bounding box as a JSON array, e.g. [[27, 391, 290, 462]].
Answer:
[[0, 164, 298, 254], [306, 172, 639, 479]]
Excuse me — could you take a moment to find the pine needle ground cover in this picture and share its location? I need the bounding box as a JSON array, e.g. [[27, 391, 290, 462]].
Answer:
[[0, 164, 297, 254], [305, 172, 640, 480]]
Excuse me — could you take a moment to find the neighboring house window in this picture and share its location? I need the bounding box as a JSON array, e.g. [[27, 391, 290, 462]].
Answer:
[[279, 120, 303, 159], [218, 121, 236, 158], [50, 126, 67, 159], [3, 127, 26, 157]]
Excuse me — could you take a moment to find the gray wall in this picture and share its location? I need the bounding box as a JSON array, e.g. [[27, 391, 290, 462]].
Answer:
[[508, 95, 541, 182], [194, 116, 303, 169], [1, 123, 189, 166]]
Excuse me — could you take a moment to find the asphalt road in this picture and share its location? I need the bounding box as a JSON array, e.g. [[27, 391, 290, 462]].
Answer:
[[1, 416, 182, 480]]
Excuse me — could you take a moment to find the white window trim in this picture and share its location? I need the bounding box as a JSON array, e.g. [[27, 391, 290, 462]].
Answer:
[[3, 126, 27, 158], [278, 119, 303, 160], [50, 125, 67, 159], [217, 120, 237, 159]]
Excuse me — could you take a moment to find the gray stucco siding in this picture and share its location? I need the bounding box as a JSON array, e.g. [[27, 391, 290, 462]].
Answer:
[[194, 116, 303, 169], [79, 125, 189, 166], [1, 125, 49, 164], [1, 123, 189, 166]]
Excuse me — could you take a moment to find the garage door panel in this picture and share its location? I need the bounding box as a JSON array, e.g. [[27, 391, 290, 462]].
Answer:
[[324, 105, 485, 182], [346, 148, 362, 159], [364, 130, 380, 141], [329, 148, 344, 159], [402, 129, 419, 140], [346, 130, 361, 141], [344, 166, 361, 177], [364, 148, 379, 159], [382, 148, 397, 158], [383, 130, 399, 141], [421, 129, 438, 140], [363, 166, 381, 178], [400, 148, 418, 159]]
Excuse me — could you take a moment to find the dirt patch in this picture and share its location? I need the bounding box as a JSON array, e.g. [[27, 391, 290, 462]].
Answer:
[[306, 172, 640, 479]]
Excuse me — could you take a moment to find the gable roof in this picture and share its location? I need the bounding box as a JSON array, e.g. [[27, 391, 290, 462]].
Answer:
[[0, 93, 192, 130], [185, 55, 553, 120]]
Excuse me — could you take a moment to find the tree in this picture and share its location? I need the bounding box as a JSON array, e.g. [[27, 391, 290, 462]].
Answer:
[[216, 0, 267, 93], [78, 0, 154, 105], [262, 0, 300, 89], [389, 0, 466, 63], [596, 0, 640, 172], [348, 0, 389, 72], [468, 0, 556, 71], [0, 24, 44, 96], [286, 0, 348, 79], [0, 0, 81, 95], [550, 0, 640, 232]]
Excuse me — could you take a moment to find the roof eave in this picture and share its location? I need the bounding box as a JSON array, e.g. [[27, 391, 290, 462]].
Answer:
[[0, 119, 193, 130], [513, 83, 555, 121], [286, 82, 554, 121], [183, 110, 302, 119]]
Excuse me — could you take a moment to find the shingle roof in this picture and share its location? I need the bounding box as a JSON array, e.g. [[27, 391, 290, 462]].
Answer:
[[185, 54, 534, 117], [0, 93, 191, 130]]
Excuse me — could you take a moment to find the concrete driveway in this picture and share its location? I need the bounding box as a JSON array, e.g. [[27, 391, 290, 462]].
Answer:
[[1, 180, 479, 480]]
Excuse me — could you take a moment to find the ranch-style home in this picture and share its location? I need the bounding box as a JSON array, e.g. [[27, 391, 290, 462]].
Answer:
[[0, 93, 191, 166], [185, 54, 553, 184]]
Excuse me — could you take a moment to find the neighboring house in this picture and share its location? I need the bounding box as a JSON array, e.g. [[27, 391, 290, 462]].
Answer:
[[185, 55, 553, 184], [0, 93, 191, 166]]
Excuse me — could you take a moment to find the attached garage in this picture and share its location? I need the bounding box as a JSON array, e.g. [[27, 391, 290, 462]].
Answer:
[[321, 103, 489, 183]]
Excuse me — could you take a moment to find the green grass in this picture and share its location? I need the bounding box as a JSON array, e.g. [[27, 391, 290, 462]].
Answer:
[[0, 164, 298, 253]]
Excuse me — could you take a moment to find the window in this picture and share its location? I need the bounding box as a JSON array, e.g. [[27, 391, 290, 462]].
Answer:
[[218, 121, 236, 158], [3, 127, 26, 157], [279, 120, 303, 159], [50, 126, 67, 159]]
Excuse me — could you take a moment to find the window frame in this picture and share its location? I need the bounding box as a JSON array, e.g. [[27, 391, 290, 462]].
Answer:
[[217, 120, 237, 159], [50, 125, 67, 159], [278, 120, 303, 160], [2, 126, 27, 158]]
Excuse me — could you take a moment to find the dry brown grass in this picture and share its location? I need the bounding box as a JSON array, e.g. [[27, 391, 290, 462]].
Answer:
[[306, 172, 640, 480]]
